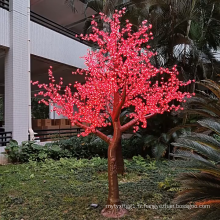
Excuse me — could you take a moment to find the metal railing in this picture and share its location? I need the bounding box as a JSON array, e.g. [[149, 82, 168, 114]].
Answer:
[[0, 131, 12, 146], [0, 0, 9, 10], [30, 11, 91, 46], [33, 127, 83, 142]]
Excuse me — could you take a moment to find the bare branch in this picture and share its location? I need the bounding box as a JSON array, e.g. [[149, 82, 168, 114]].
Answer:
[[74, 121, 111, 144], [121, 113, 156, 133]]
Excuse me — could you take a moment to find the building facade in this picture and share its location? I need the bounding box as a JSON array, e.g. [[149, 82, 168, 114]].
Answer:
[[0, 0, 91, 143]]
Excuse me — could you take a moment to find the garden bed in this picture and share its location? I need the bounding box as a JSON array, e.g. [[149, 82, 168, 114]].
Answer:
[[0, 157, 192, 220]]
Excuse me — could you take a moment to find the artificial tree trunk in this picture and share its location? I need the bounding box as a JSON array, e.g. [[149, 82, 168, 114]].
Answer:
[[101, 120, 128, 218], [75, 115, 155, 218], [116, 138, 124, 175]]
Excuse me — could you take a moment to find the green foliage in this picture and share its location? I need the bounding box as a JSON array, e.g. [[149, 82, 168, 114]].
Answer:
[[4, 135, 108, 163], [131, 155, 157, 170], [128, 113, 183, 159], [132, 155, 149, 167], [121, 137, 148, 158], [213, 133, 220, 142], [170, 78, 220, 219], [31, 97, 49, 119], [171, 122, 220, 219], [123, 156, 159, 174], [158, 177, 181, 192], [5, 134, 175, 163], [57, 135, 108, 159], [4, 140, 64, 163], [171, 79, 220, 134], [4, 140, 20, 162]]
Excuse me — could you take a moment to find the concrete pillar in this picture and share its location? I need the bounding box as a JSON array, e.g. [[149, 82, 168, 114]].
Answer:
[[4, 0, 29, 143], [49, 103, 55, 119], [49, 103, 67, 119]]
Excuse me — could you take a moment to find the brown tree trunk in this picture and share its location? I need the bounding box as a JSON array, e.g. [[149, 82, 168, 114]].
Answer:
[[101, 121, 128, 218], [116, 138, 124, 175], [107, 140, 121, 205]]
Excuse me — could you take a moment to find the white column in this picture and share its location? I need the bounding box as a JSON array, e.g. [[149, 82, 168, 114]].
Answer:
[[4, 0, 29, 143], [49, 103, 67, 119], [49, 103, 55, 119]]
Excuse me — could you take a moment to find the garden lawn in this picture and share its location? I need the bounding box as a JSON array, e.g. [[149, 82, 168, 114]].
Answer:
[[0, 157, 192, 220]]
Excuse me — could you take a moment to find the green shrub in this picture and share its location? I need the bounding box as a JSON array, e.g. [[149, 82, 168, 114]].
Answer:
[[58, 135, 108, 158], [4, 140, 68, 163], [4, 134, 164, 163], [4, 135, 109, 163]]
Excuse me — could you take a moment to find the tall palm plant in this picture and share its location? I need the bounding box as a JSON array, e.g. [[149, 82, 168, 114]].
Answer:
[[169, 78, 220, 134], [139, 0, 220, 88], [170, 78, 220, 219], [171, 118, 220, 220], [185, 79, 220, 118], [66, 0, 220, 83]]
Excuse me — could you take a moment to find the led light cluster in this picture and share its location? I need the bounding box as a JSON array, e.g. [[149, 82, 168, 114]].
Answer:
[[32, 8, 194, 136]]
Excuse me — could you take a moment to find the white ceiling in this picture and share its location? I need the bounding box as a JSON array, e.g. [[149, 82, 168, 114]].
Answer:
[[30, 0, 96, 34], [31, 56, 85, 96], [0, 55, 85, 95]]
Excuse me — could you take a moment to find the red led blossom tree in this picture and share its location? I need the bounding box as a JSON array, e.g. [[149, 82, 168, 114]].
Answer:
[[33, 8, 194, 218]]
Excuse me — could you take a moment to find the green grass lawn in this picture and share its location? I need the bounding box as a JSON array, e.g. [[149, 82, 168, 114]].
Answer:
[[0, 157, 191, 220]]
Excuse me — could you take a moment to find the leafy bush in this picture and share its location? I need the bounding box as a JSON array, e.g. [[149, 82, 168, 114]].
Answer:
[[127, 112, 185, 159], [158, 177, 180, 192], [31, 97, 49, 119], [5, 133, 165, 163], [4, 140, 66, 162], [4, 135, 109, 163], [57, 135, 108, 158]]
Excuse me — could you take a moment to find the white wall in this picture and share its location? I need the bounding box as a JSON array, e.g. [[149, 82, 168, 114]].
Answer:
[[0, 10, 89, 68], [4, 0, 29, 144], [0, 6, 89, 143], [30, 22, 89, 69], [0, 8, 9, 48]]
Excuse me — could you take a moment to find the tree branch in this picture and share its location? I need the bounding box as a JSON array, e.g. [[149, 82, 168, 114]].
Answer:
[[74, 121, 111, 144], [94, 129, 112, 144], [121, 113, 156, 133], [112, 83, 126, 121]]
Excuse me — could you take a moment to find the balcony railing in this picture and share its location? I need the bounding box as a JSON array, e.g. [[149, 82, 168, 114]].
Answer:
[[0, 131, 12, 146], [0, 0, 9, 10], [30, 11, 91, 47], [31, 127, 83, 142]]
